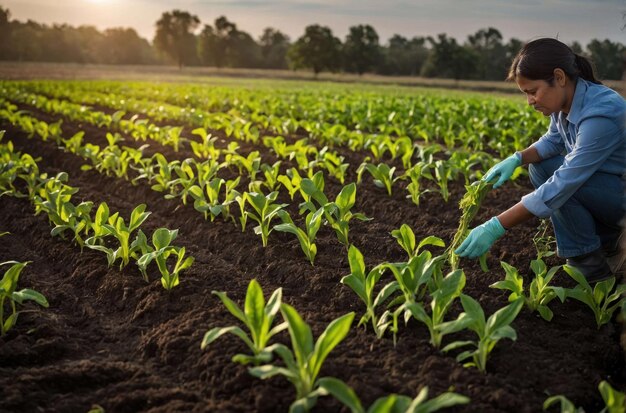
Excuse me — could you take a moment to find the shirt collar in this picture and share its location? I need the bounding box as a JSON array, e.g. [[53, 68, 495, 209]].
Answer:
[[566, 77, 586, 124]]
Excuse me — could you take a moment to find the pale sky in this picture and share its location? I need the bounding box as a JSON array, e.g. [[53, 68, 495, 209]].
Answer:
[[3, 0, 626, 47]]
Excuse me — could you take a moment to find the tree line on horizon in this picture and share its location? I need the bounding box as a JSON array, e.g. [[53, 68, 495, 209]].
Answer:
[[1, 6, 624, 81]]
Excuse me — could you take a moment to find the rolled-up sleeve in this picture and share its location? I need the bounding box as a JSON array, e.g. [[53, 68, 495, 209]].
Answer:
[[532, 115, 565, 160], [522, 116, 622, 218]]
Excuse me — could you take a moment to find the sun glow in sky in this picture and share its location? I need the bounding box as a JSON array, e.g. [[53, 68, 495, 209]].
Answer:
[[2, 0, 626, 46]]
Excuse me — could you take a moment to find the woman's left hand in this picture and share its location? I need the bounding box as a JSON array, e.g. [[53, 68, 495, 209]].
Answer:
[[455, 217, 506, 258]]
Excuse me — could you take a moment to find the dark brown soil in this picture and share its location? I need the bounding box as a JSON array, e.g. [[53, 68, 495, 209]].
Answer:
[[0, 107, 624, 413]]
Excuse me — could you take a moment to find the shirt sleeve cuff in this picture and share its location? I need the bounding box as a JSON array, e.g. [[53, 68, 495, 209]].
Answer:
[[532, 140, 554, 160], [521, 192, 552, 218]]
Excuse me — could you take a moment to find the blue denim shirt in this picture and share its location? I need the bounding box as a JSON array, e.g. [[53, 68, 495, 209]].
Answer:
[[521, 78, 626, 218]]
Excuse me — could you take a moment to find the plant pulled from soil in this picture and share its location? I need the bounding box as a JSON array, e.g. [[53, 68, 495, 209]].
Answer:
[[446, 179, 493, 271], [441, 294, 524, 373], [249, 304, 355, 413], [0, 261, 49, 336], [490, 259, 563, 321], [202, 279, 287, 365]]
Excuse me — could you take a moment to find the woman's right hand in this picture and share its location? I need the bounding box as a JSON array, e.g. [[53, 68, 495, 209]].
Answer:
[[482, 152, 522, 188]]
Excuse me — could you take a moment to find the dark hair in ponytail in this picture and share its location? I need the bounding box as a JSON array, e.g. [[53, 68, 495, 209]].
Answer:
[[507, 38, 602, 85]]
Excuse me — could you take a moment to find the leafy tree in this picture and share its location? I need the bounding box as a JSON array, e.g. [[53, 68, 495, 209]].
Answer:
[[153, 10, 200, 68], [288, 24, 341, 76], [378, 35, 428, 76], [570, 41, 583, 54], [343, 24, 381, 75], [586, 38, 625, 80], [0, 7, 11, 59], [198, 16, 260, 68], [102, 28, 158, 64], [421, 33, 478, 80], [466, 27, 507, 80], [197, 24, 219, 66], [259, 28, 290, 69]]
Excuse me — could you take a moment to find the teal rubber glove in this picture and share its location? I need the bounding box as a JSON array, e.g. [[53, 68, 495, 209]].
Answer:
[[483, 152, 522, 189], [454, 217, 506, 259]]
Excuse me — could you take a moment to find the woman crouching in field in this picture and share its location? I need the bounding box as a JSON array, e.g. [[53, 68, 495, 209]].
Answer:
[[455, 37, 626, 283]]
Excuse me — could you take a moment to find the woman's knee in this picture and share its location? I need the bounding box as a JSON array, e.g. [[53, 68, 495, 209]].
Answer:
[[528, 156, 564, 189]]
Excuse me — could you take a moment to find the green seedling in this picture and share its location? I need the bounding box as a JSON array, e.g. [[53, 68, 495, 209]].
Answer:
[[300, 177, 370, 246], [261, 161, 282, 191], [244, 191, 288, 247], [0, 261, 49, 336], [406, 268, 466, 349], [553, 265, 626, 328], [379, 251, 444, 344], [403, 161, 433, 207], [318, 378, 470, 413], [391, 224, 445, 259], [202, 279, 287, 365], [442, 295, 524, 373], [341, 245, 393, 338], [249, 305, 355, 413], [274, 209, 323, 265], [543, 380, 625, 413], [278, 168, 304, 201], [490, 259, 563, 321], [357, 162, 398, 196], [86, 204, 151, 269]]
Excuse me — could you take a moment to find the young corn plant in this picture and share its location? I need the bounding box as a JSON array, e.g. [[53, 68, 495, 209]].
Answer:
[[167, 159, 199, 205], [403, 161, 433, 207], [190, 178, 226, 221], [0, 261, 49, 336], [446, 180, 493, 271], [151, 154, 180, 195], [261, 161, 283, 192], [391, 224, 445, 259], [274, 209, 323, 265], [340, 245, 393, 338], [300, 177, 370, 246], [249, 304, 355, 413], [543, 380, 625, 413], [433, 160, 455, 202], [441, 295, 524, 373], [278, 168, 304, 201], [405, 268, 466, 349], [317, 148, 349, 184], [201, 279, 287, 365], [357, 161, 398, 196], [379, 251, 443, 344], [317, 379, 470, 413], [134, 228, 193, 290], [244, 191, 288, 247], [86, 204, 151, 269], [490, 260, 563, 321], [190, 128, 220, 159], [553, 265, 626, 328]]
